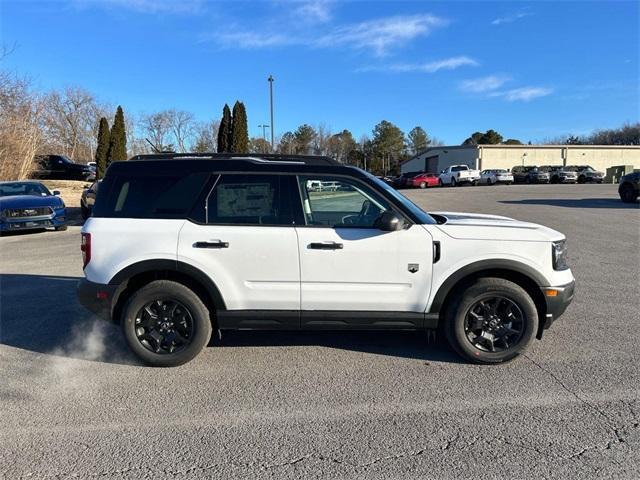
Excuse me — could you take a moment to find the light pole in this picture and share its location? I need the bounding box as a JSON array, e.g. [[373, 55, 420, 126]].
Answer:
[[258, 124, 270, 141], [268, 75, 274, 150]]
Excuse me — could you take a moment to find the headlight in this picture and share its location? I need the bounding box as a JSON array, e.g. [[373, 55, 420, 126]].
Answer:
[[552, 240, 569, 270]]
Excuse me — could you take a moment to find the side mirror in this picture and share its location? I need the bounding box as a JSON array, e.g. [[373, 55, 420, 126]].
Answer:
[[53, 190, 61, 196], [374, 211, 406, 232]]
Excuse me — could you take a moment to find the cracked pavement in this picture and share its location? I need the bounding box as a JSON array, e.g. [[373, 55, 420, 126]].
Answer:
[[1, 184, 638, 479]]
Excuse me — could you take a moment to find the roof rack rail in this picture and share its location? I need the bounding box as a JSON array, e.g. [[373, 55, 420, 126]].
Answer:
[[129, 152, 339, 166]]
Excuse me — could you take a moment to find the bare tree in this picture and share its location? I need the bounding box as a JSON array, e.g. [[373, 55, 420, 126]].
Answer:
[[0, 71, 44, 180], [139, 111, 172, 152], [41, 86, 101, 161], [167, 109, 196, 152], [193, 119, 220, 153]]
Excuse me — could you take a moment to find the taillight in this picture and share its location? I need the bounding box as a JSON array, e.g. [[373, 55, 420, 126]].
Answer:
[[81, 232, 91, 268]]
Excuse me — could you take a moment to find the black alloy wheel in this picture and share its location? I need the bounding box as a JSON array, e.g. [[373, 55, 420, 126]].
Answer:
[[463, 296, 525, 353], [134, 299, 194, 354]]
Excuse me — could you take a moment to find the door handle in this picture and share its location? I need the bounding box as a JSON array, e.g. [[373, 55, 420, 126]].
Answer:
[[433, 241, 441, 263], [309, 242, 343, 250], [194, 241, 229, 249]]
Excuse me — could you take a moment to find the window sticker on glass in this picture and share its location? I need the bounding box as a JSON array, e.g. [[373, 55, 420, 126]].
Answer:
[[217, 183, 274, 218]]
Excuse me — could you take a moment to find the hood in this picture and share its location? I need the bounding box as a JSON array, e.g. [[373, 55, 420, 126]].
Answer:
[[431, 211, 565, 242], [0, 195, 64, 210]]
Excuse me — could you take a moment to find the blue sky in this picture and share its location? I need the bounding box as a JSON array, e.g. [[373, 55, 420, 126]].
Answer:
[[2, 0, 638, 144]]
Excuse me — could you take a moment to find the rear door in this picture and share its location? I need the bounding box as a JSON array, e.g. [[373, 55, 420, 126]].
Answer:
[[177, 174, 301, 328], [293, 175, 433, 328]]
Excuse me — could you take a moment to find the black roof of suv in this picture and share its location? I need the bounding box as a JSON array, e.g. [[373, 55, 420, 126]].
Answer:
[[129, 153, 340, 166]]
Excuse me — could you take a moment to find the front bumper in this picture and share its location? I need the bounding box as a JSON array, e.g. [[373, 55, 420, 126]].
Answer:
[[540, 280, 575, 331], [0, 207, 66, 232], [77, 278, 118, 321]]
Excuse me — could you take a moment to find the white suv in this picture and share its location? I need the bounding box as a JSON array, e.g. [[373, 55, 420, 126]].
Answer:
[[78, 154, 575, 367]]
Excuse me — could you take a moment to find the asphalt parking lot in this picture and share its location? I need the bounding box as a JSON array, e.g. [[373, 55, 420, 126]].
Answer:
[[1, 184, 638, 479]]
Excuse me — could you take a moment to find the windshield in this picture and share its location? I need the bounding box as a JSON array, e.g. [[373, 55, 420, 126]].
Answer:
[[0, 182, 52, 197], [360, 169, 436, 224]]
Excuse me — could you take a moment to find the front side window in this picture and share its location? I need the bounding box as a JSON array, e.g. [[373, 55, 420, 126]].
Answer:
[[206, 174, 290, 226], [297, 176, 389, 228]]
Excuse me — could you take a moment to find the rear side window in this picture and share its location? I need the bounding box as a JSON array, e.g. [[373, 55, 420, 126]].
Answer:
[[94, 173, 210, 218], [205, 174, 292, 226], [451, 166, 468, 172]]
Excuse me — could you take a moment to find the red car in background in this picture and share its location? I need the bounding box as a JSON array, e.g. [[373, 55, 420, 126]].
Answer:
[[410, 173, 440, 188]]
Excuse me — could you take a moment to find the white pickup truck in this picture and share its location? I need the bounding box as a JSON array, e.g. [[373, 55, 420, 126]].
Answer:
[[439, 165, 481, 186]]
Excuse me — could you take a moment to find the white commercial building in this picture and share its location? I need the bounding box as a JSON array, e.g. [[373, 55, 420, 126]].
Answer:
[[401, 145, 640, 176]]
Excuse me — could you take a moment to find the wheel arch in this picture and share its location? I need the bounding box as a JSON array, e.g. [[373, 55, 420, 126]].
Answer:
[[109, 259, 226, 325], [429, 260, 548, 337]]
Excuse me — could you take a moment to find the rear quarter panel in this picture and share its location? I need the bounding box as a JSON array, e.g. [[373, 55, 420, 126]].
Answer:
[[82, 218, 186, 284]]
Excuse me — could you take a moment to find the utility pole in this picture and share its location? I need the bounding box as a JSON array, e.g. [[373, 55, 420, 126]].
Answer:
[[258, 124, 270, 141], [268, 75, 274, 150]]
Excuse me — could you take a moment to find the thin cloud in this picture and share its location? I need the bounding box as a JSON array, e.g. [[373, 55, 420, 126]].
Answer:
[[73, 0, 204, 14], [317, 14, 448, 56], [359, 56, 478, 73], [490, 87, 553, 102], [209, 13, 449, 56], [492, 11, 532, 26], [460, 75, 511, 93], [294, 0, 334, 24]]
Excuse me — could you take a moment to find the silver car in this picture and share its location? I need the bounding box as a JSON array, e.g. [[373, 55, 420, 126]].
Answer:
[[480, 169, 514, 185]]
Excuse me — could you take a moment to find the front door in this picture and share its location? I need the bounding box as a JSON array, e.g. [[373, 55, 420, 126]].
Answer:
[[177, 174, 300, 328], [294, 175, 433, 328]]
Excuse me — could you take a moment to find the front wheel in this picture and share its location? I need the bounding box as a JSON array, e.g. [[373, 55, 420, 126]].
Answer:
[[419, 182, 427, 189], [121, 280, 212, 367], [619, 184, 639, 203], [443, 278, 539, 364], [438, 179, 443, 187], [578, 176, 586, 184]]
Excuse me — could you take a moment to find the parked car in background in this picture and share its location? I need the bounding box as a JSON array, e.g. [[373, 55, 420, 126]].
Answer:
[[33, 154, 93, 181], [618, 171, 639, 203], [80, 181, 100, 220], [394, 171, 422, 189], [479, 169, 514, 185], [511, 166, 550, 184], [0, 181, 67, 233], [566, 165, 604, 184], [410, 173, 440, 188], [539, 166, 578, 184], [438, 165, 481, 186]]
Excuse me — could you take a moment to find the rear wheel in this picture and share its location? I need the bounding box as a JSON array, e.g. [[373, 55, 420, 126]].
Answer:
[[619, 183, 638, 203], [451, 177, 457, 187], [121, 280, 212, 367], [444, 278, 538, 364], [578, 176, 586, 184], [438, 179, 443, 187], [55, 225, 67, 231]]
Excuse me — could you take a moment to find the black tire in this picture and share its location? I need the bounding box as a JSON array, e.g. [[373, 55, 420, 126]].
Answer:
[[525, 177, 531, 184], [419, 182, 427, 189], [443, 278, 539, 364], [578, 175, 586, 184], [451, 177, 457, 187], [619, 184, 639, 203], [438, 179, 443, 187], [55, 225, 68, 231], [487, 179, 493, 186], [81, 205, 89, 220], [121, 280, 212, 367]]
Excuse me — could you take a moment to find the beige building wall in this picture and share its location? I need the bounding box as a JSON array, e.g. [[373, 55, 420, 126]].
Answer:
[[479, 145, 640, 172], [402, 145, 640, 175]]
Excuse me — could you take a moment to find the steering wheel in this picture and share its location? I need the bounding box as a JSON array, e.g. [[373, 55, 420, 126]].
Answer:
[[342, 200, 376, 225]]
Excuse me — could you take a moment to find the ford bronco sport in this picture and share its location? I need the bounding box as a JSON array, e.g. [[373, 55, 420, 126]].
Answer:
[[78, 154, 575, 367]]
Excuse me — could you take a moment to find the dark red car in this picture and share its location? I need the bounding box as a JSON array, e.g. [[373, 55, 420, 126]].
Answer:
[[410, 173, 440, 188]]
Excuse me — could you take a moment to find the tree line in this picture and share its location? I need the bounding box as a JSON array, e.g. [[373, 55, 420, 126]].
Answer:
[[1, 56, 637, 180]]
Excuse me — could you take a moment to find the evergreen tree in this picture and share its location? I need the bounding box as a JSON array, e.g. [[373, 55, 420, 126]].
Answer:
[[407, 126, 430, 155], [293, 124, 317, 154], [231, 101, 249, 153], [95, 117, 110, 179], [107, 106, 127, 163], [217, 104, 232, 153]]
